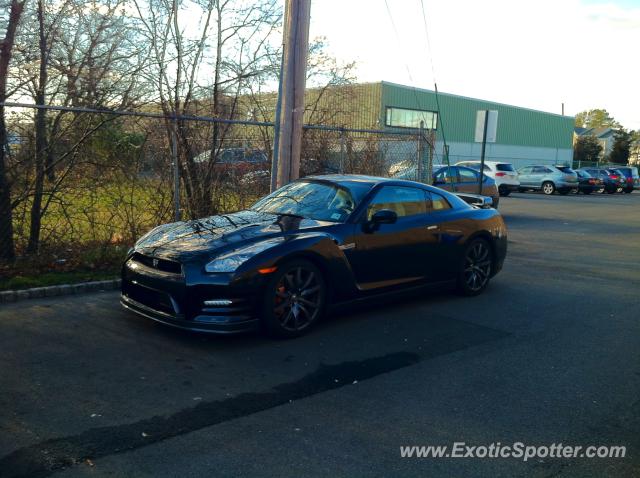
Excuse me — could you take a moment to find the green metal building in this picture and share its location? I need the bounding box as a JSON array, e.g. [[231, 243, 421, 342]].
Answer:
[[309, 81, 575, 168]]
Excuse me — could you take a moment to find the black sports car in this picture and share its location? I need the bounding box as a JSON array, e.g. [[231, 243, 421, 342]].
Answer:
[[121, 175, 507, 337]]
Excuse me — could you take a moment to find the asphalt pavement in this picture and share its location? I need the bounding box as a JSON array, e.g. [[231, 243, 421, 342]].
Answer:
[[1, 191, 639, 478]]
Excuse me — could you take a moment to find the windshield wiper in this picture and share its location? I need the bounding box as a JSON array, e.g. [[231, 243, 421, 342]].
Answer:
[[220, 214, 238, 227]]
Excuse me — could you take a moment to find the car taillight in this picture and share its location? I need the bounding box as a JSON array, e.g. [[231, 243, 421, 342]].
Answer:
[[495, 172, 506, 177], [609, 175, 619, 180]]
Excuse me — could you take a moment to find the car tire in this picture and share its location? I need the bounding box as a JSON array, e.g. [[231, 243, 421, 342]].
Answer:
[[456, 238, 493, 296], [623, 188, 633, 194], [542, 181, 555, 195], [260, 259, 326, 338], [498, 186, 511, 197]]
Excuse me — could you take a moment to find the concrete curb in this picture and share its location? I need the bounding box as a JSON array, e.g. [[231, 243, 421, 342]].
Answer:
[[0, 279, 121, 304]]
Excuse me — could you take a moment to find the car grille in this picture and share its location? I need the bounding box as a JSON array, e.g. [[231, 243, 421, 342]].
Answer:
[[123, 281, 176, 315], [131, 252, 182, 275]]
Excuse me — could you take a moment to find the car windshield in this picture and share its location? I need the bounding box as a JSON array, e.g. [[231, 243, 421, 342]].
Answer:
[[251, 180, 359, 222]]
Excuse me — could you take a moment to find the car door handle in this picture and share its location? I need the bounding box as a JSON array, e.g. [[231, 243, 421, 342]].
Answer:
[[426, 225, 439, 230]]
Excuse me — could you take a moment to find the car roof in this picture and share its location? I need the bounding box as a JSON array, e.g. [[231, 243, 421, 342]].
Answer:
[[456, 160, 511, 165], [303, 173, 456, 193], [305, 174, 389, 185], [301, 174, 474, 210]]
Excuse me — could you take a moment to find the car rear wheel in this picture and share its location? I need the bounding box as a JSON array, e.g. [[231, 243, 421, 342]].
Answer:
[[457, 238, 493, 296], [624, 188, 633, 194], [498, 185, 511, 197], [261, 259, 326, 338], [542, 181, 555, 195]]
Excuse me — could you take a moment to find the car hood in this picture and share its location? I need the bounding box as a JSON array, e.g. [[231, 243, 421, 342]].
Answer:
[[134, 210, 333, 260]]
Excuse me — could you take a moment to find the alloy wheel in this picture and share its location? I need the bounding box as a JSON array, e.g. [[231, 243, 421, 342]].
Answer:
[[273, 266, 322, 332], [542, 182, 555, 195], [463, 241, 492, 292]]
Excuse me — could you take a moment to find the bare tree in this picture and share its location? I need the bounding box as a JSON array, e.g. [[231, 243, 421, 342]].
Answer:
[[0, 0, 26, 262], [133, 0, 281, 218], [9, 0, 148, 253]]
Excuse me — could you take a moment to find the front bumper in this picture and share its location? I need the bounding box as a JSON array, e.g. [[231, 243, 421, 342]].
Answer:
[[120, 256, 262, 334]]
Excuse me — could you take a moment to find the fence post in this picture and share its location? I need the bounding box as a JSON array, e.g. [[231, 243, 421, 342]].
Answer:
[[172, 115, 181, 221], [417, 121, 424, 182], [339, 128, 346, 174], [427, 129, 434, 184]]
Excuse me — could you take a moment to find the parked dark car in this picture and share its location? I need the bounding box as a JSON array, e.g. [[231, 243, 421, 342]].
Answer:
[[606, 168, 628, 193], [121, 175, 507, 337], [612, 166, 639, 193], [432, 166, 500, 208], [579, 168, 621, 194], [575, 169, 601, 194], [193, 148, 269, 178]]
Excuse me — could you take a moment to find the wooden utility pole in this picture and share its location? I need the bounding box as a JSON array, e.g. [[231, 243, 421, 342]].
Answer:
[[275, 0, 311, 188]]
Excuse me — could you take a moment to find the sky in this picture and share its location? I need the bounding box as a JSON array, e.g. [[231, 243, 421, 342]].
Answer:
[[308, 0, 640, 130]]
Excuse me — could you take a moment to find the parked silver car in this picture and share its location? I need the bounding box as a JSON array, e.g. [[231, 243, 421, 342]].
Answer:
[[517, 165, 578, 195]]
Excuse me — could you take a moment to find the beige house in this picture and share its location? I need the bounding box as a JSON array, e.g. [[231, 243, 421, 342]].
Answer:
[[573, 127, 615, 160]]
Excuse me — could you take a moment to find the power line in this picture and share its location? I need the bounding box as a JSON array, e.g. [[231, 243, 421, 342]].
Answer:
[[382, 0, 417, 86], [419, 0, 437, 83], [417, 0, 450, 169], [382, 0, 441, 168]]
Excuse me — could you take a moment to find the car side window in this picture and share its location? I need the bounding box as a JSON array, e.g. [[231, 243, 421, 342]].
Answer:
[[428, 191, 451, 211], [434, 167, 457, 184], [520, 167, 532, 174], [366, 186, 427, 220], [458, 168, 479, 183], [533, 166, 548, 174]]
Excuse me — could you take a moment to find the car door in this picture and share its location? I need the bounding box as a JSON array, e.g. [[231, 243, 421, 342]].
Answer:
[[531, 166, 550, 188], [518, 166, 533, 186], [457, 166, 482, 194], [344, 185, 437, 290], [432, 166, 458, 193], [423, 190, 460, 280]]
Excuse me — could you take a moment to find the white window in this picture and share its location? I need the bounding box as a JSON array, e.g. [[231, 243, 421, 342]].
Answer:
[[385, 107, 438, 129]]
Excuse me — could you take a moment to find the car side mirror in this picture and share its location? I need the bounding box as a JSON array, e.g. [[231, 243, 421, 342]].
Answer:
[[364, 209, 397, 232], [372, 209, 397, 225]]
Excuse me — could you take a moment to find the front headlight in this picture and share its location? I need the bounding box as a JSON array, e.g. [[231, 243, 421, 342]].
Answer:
[[205, 238, 283, 273]]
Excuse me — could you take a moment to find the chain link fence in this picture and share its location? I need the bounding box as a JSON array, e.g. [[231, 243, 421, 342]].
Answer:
[[0, 104, 433, 281]]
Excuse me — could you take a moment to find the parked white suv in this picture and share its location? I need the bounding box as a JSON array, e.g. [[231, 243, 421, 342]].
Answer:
[[455, 161, 520, 196]]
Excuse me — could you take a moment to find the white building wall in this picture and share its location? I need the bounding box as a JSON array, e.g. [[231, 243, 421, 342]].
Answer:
[[440, 142, 573, 170]]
